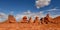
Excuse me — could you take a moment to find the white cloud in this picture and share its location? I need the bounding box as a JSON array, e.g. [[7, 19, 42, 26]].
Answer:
[[36, 0, 51, 8], [0, 12, 8, 22]]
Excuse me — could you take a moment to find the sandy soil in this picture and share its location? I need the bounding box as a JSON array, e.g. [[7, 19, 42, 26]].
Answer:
[[0, 23, 60, 30]]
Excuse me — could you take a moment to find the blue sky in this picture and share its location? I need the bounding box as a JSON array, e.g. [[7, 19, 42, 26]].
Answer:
[[0, 0, 60, 14], [0, 0, 60, 22]]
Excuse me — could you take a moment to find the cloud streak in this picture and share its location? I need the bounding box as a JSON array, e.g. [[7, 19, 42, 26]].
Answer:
[[47, 8, 60, 12]]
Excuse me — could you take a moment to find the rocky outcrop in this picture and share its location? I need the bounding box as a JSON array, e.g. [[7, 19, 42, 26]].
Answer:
[[20, 16, 28, 23], [53, 16, 60, 24], [28, 17, 33, 23], [34, 16, 40, 24], [6, 15, 16, 23], [40, 18, 44, 24], [0, 13, 60, 30], [44, 13, 53, 24]]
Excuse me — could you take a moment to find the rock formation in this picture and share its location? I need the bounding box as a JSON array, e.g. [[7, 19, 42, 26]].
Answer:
[[0, 13, 60, 30], [53, 16, 60, 24], [44, 13, 52, 24], [20, 16, 28, 23], [34, 16, 40, 24], [40, 18, 44, 24], [28, 17, 33, 23], [6, 15, 16, 23]]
